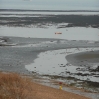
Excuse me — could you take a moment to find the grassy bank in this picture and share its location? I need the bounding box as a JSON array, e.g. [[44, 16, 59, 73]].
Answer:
[[0, 72, 35, 99], [0, 72, 90, 99]]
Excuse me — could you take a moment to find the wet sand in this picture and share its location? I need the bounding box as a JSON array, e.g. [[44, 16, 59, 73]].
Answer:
[[0, 36, 99, 74], [0, 11, 99, 28], [66, 50, 99, 66]]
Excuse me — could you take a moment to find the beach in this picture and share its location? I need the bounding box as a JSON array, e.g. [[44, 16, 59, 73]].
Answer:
[[25, 80, 91, 99]]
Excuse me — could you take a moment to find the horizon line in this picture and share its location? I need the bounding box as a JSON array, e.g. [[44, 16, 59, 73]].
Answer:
[[0, 9, 99, 12]]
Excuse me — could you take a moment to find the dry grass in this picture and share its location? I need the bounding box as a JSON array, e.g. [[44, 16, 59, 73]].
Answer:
[[0, 72, 35, 99], [0, 72, 90, 99]]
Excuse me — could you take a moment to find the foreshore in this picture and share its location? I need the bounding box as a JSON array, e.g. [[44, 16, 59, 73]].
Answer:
[[0, 72, 91, 99], [27, 79, 91, 99]]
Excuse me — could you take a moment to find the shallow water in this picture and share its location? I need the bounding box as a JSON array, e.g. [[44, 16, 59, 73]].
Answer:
[[25, 47, 99, 82], [0, 26, 99, 41]]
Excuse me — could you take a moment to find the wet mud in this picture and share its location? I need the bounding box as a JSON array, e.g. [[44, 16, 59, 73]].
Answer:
[[0, 10, 99, 28]]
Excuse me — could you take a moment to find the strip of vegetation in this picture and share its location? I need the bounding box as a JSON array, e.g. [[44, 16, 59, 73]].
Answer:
[[0, 72, 35, 99]]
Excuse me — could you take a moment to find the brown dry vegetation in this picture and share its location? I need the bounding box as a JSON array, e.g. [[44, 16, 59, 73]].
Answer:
[[0, 73, 35, 99], [0, 72, 90, 99]]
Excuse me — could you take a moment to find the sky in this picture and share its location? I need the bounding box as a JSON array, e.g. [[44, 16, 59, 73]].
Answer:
[[0, 0, 99, 10]]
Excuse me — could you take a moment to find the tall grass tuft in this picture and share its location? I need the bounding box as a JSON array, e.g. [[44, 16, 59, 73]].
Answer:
[[0, 72, 35, 99]]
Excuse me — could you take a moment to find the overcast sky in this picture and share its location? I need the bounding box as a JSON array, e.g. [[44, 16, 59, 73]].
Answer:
[[0, 0, 99, 10]]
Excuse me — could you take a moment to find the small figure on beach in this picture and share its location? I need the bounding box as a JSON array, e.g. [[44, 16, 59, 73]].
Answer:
[[59, 82, 63, 90]]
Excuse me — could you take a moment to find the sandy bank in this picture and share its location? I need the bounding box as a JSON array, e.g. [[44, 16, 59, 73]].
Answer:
[[28, 80, 91, 99], [0, 72, 91, 99]]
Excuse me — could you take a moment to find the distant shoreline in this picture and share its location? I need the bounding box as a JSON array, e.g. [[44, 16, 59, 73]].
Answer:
[[0, 9, 99, 12]]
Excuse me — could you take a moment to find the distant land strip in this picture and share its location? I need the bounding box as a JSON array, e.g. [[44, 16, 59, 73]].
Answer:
[[0, 9, 99, 12]]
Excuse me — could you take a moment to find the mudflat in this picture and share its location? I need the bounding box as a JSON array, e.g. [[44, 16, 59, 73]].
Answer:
[[0, 36, 99, 74], [66, 50, 99, 66]]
